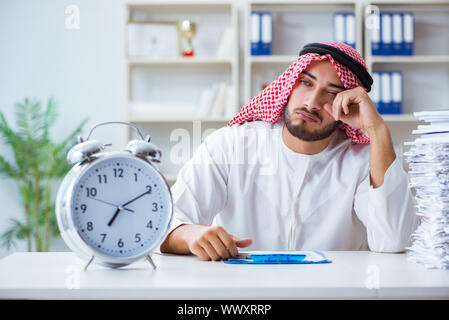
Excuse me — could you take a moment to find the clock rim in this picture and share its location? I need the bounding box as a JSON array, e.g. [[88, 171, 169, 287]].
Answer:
[[56, 151, 173, 268]]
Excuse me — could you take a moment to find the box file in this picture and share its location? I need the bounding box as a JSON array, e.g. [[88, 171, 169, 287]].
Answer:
[[370, 72, 381, 111], [333, 13, 345, 43], [260, 12, 272, 55], [391, 71, 403, 114], [403, 12, 414, 55], [250, 11, 261, 55], [372, 71, 403, 114], [370, 12, 381, 55], [392, 13, 403, 55], [373, 11, 414, 56], [345, 13, 356, 49], [334, 13, 356, 49], [380, 12, 393, 55]]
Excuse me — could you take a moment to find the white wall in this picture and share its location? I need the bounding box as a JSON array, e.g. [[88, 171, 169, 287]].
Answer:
[[0, 0, 126, 257], [0, 0, 252, 259], [1, 0, 431, 258]]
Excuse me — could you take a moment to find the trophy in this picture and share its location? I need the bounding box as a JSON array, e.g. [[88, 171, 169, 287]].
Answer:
[[178, 20, 197, 57]]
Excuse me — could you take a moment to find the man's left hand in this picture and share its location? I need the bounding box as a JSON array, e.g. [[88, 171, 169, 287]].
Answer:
[[324, 86, 384, 132]]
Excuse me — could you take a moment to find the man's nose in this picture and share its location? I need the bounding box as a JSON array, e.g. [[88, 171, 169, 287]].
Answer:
[[304, 89, 323, 112]]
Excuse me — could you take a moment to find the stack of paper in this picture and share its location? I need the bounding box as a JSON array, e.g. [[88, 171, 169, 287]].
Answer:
[[404, 110, 449, 269]]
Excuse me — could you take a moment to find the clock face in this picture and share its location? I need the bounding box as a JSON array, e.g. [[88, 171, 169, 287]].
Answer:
[[70, 156, 171, 258]]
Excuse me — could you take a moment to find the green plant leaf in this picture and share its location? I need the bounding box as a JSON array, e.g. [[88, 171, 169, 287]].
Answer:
[[0, 154, 19, 179], [0, 97, 87, 252], [0, 218, 30, 250], [43, 97, 57, 141]]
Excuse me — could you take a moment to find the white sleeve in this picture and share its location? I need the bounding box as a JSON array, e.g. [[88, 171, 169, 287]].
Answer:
[[163, 126, 234, 238], [354, 157, 419, 253]]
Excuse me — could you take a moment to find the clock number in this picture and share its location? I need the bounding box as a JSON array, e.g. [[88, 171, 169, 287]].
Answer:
[[135, 233, 141, 243], [100, 233, 107, 243], [86, 187, 97, 197], [98, 174, 107, 184], [146, 185, 152, 194], [87, 221, 93, 231], [147, 220, 153, 229], [152, 202, 158, 212], [80, 204, 87, 213], [117, 238, 124, 248], [113, 168, 124, 178], [134, 173, 138, 182]]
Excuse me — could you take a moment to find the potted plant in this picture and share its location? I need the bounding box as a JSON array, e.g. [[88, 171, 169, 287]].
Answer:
[[0, 97, 87, 252]]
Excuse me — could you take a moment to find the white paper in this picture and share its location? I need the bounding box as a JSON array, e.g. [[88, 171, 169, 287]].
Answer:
[[405, 109, 449, 269]]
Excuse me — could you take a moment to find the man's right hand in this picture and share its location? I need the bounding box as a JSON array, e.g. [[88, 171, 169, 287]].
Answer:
[[160, 224, 252, 261], [187, 225, 252, 261]]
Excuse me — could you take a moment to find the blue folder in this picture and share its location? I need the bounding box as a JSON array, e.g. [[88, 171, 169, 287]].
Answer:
[[224, 252, 332, 265]]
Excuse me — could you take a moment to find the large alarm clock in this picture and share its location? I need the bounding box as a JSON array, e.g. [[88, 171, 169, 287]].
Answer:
[[56, 121, 173, 270]]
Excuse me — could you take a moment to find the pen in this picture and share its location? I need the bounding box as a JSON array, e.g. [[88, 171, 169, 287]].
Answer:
[[225, 253, 307, 264]]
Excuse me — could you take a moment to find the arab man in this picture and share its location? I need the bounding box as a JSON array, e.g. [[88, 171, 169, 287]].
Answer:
[[160, 41, 419, 261]]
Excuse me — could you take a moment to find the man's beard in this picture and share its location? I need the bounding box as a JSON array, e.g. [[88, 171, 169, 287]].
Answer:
[[283, 107, 341, 142]]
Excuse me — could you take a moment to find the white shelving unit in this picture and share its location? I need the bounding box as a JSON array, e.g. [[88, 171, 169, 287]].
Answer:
[[122, 0, 449, 184], [124, 1, 239, 184], [364, 0, 449, 132], [244, 0, 363, 103]]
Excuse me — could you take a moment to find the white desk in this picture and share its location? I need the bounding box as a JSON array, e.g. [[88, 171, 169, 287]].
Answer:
[[0, 251, 448, 299]]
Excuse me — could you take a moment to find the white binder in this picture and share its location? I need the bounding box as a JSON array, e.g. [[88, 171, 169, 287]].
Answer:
[[370, 72, 381, 111], [333, 13, 345, 43], [391, 71, 402, 113], [380, 72, 392, 113], [381, 12, 392, 55], [392, 13, 402, 55], [260, 12, 272, 55], [370, 12, 381, 55], [345, 13, 356, 49], [250, 12, 261, 55], [403, 12, 414, 55]]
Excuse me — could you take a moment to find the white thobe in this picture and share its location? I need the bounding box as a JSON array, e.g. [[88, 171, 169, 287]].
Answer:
[[163, 118, 419, 252]]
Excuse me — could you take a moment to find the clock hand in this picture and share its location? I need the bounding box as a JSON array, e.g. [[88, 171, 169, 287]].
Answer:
[[107, 188, 151, 227], [107, 207, 121, 227], [87, 196, 134, 212], [121, 188, 151, 208]]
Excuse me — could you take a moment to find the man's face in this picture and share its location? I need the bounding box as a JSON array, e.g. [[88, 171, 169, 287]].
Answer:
[[283, 60, 346, 141]]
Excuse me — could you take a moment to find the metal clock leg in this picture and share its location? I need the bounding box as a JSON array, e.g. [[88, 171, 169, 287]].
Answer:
[[84, 255, 95, 272], [146, 254, 157, 270]]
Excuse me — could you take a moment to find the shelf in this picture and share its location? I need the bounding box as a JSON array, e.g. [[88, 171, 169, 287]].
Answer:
[[367, 0, 449, 5], [125, 0, 239, 137], [245, 0, 363, 102], [250, 0, 358, 5], [128, 114, 231, 123], [127, 57, 234, 65], [249, 55, 297, 64], [129, 114, 419, 123], [161, 173, 178, 183], [126, 0, 233, 8], [369, 55, 449, 64], [381, 114, 420, 122]]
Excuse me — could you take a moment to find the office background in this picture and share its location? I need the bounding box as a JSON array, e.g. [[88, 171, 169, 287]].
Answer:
[[1, 0, 448, 258]]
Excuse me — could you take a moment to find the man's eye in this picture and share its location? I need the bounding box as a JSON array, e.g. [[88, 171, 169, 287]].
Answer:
[[299, 80, 310, 86]]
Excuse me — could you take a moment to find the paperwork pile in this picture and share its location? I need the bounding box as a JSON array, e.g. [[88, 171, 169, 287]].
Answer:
[[404, 110, 449, 269]]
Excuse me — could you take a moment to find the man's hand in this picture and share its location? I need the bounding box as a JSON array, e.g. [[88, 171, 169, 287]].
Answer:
[[187, 225, 252, 261], [160, 224, 252, 261], [324, 85, 396, 188], [324, 86, 384, 132]]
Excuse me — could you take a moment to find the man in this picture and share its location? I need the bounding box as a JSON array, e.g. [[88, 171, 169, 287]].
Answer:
[[160, 41, 418, 261]]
